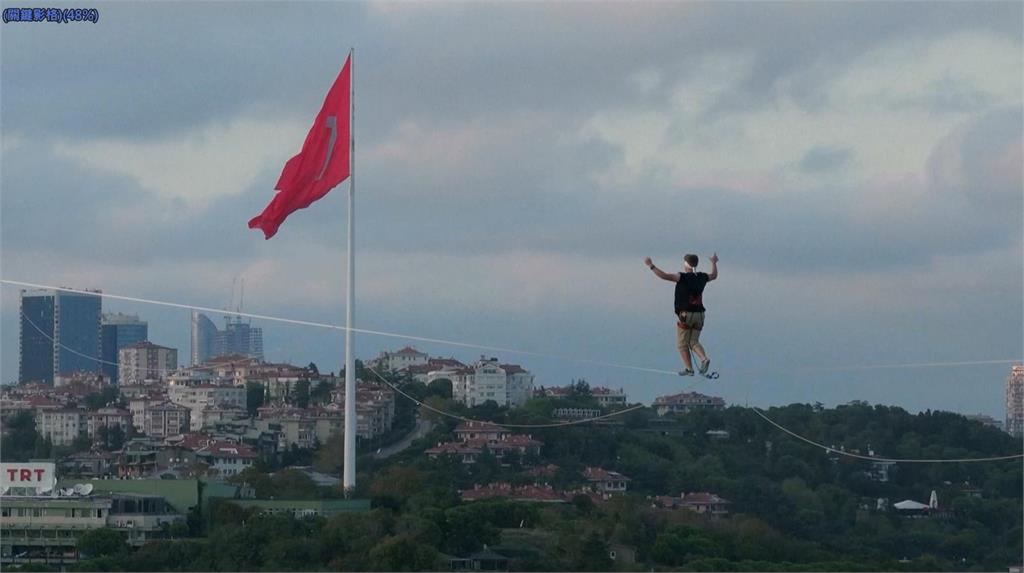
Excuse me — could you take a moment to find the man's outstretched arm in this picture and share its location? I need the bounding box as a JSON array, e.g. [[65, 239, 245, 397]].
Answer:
[[644, 257, 679, 282], [708, 252, 719, 281]]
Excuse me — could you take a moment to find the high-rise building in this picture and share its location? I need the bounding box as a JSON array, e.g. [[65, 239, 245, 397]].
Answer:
[[215, 316, 264, 361], [119, 341, 178, 386], [190, 311, 218, 366], [191, 312, 263, 364], [1006, 364, 1023, 438], [19, 289, 102, 385], [101, 313, 148, 385]]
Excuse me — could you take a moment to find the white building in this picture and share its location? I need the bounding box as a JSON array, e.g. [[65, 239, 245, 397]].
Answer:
[[374, 346, 429, 372], [36, 409, 86, 446], [654, 392, 726, 416], [142, 402, 190, 438], [86, 408, 132, 439], [119, 341, 178, 385], [502, 364, 535, 408], [195, 440, 257, 477], [167, 384, 246, 430], [592, 387, 628, 408], [427, 356, 534, 408]]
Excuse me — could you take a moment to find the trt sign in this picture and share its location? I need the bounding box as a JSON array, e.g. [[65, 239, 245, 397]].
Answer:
[[0, 462, 56, 494]]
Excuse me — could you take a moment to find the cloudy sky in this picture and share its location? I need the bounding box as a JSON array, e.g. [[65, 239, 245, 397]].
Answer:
[[2, 1, 1021, 417]]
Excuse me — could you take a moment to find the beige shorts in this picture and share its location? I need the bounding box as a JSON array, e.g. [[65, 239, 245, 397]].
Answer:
[[676, 311, 705, 351]]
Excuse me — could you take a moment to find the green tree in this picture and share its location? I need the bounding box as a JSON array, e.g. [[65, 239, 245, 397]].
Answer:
[[427, 378, 453, 399], [0, 410, 39, 462], [246, 381, 265, 417], [77, 527, 128, 558], [84, 387, 120, 410], [576, 532, 613, 571], [294, 379, 311, 409], [310, 380, 333, 405], [367, 536, 440, 571]]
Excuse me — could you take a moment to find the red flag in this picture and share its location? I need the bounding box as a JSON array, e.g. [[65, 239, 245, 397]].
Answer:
[[249, 55, 352, 239]]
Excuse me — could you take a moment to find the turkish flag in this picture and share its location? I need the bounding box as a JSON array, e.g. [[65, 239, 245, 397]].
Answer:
[[249, 55, 352, 239]]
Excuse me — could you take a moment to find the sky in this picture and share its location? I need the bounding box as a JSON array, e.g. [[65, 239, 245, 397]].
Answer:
[[1, 1, 1021, 418]]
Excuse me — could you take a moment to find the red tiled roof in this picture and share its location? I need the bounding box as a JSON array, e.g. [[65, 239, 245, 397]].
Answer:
[[583, 467, 631, 482], [425, 441, 483, 455], [499, 364, 528, 374], [198, 440, 257, 459], [171, 433, 215, 451], [25, 396, 61, 408], [454, 421, 508, 434], [428, 358, 466, 368], [492, 434, 544, 448]]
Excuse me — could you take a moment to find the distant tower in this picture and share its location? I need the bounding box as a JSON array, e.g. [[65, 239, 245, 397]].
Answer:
[[216, 316, 264, 361], [190, 311, 218, 366], [19, 288, 102, 384], [1006, 364, 1024, 438]]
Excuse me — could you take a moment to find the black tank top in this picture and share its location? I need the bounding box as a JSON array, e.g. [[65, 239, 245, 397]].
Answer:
[[674, 272, 709, 313]]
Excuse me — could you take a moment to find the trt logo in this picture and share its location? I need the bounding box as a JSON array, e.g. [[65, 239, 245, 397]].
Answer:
[[6, 467, 48, 482], [0, 462, 56, 491]]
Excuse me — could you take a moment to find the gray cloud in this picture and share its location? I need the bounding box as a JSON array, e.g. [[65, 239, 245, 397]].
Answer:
[[4, 2, 1020, 143], [0, 139, 266, 264]]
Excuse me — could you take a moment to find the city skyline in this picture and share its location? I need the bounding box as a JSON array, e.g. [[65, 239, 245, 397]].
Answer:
[[7, 282, 1020, 421]]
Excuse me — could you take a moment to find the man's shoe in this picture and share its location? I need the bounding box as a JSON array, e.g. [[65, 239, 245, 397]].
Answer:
[[679, 369, 695, 376], [699, 358, 711, 375]]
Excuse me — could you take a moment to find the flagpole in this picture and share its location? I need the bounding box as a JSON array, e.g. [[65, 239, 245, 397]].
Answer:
[[343, 47, 357, 493]]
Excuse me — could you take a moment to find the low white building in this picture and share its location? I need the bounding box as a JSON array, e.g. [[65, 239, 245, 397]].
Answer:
[[36, 409, 86, 446], [86, 408, 132, 439], [427, 357, 534, 408], [654, 392, 725, 416], [168, 384, 246, 430], [142, 402, 190, 438], [195, 440, 258, 477], [374, 346, 429, 372]]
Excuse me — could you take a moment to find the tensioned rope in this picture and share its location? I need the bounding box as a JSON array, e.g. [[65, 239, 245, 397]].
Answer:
[[749, 408, 1024, 463], [5, 280, 1018, 377], [4, 279, 1022, 462]]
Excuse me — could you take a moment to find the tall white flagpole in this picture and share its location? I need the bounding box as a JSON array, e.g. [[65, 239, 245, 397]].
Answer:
[[343, 47, 357, 493]]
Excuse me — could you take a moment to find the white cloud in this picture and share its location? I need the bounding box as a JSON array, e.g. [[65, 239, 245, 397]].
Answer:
[[53, 114, 308, 209]]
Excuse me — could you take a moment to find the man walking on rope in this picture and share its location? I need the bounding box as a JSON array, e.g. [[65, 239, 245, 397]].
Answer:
[[644, 253, 718, 377]]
